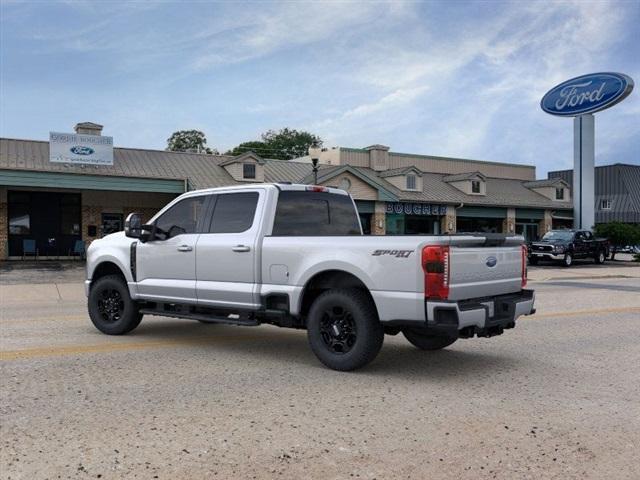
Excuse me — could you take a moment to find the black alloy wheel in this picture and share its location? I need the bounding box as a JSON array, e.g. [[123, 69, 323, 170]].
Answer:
[[97, 288, 125, 323], [88, 274, 142, 335], [319, 305, 358, 354], [307, 289, 384, 371]]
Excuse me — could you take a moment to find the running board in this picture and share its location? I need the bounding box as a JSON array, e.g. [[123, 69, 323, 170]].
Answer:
[[139, 308, 260, 327]]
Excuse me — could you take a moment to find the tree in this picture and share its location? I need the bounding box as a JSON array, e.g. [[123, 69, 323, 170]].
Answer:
[[260, 128, 322, 160], [226, 128, 322, 160], [167, 130, 217, 154], [593, 222, 640, 260], [225, 141, 268, 157]]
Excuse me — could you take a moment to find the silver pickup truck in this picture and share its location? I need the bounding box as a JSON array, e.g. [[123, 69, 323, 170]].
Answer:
[[85, 183, 535, 371]]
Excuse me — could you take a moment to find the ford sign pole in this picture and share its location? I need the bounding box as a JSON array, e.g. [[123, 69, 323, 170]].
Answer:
[[573, 114, 595, 230], [541, 72, 634, 230]]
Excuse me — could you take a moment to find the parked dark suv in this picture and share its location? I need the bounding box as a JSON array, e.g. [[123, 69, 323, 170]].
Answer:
[[528, 230, 609, 267]]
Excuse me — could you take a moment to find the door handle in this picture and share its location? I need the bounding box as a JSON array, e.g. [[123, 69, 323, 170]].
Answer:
[[232, 245, 250, 252], [177, 245, 193, 252]]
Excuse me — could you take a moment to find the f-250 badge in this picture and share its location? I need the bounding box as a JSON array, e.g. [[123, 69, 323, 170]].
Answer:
[[372, 249, 413, 258]]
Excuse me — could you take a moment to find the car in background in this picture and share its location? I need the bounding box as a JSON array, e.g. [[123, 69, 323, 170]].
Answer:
[[528, 230, 609, 267], [618, 245, 640, 254]]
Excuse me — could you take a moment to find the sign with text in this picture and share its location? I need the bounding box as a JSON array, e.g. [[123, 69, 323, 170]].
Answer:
[[540, 72, 634, 117], [49, 132, 114, 165], [386, 202, 447, 216]]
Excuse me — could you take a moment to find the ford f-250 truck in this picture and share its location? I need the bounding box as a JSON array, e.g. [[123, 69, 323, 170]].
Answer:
[[85, 184, 535, 371]]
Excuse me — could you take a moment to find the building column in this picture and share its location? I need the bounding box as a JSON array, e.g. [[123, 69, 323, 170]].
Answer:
[[440, 205, 457, 234], [503, 207, 516, 234], [372, 201, 386, 235], [0, 189, 7, 260], [81, 204, 103, 248], [539, 210, 553, 236]]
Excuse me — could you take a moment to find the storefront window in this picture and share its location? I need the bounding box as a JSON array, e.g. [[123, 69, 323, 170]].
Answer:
[[457, 217, 503, 233], [358, 213, 372, 234], [9, 210, 30, 234], [8, 192, 30, 234]]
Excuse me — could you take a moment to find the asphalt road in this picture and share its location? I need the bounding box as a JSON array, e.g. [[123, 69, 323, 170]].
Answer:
[[1, 271, 640, 479]]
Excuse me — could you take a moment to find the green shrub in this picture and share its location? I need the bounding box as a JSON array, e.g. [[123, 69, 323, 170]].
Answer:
[[594, 222, 640, 260]]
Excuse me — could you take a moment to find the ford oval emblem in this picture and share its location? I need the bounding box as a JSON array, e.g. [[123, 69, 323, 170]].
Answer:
[[541, 72, 634, 117], [70, 146, 95, 155], [485, 256, 497, 268]]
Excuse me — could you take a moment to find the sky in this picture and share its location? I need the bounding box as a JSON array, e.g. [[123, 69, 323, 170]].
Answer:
[[1, 0, 638, 177]]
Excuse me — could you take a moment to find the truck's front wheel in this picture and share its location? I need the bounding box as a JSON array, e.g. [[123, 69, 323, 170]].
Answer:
[[402, 329, 457, 350], [88, 274, 142, 335], [306, 289, 384, 371]]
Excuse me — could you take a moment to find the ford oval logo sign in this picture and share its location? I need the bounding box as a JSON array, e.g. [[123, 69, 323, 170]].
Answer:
[[541, 72, 634, 117], [485, 256, 497, 268], [70, 146, 95, 155]]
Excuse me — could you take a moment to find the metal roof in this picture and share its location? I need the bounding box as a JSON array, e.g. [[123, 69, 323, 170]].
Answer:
[[523, 178, 567, 188], [549, 164, 640, 222], [0, 137, 238, 190], [1, 137, 573, 210], [442, 171, 486, 182], [378, 166, 423, 178]]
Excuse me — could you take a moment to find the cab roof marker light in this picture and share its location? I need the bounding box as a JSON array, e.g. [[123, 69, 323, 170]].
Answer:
[[306, 186, 329, 192]]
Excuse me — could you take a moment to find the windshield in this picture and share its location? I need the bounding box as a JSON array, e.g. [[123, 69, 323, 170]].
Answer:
[[542, 231, 574, 241]]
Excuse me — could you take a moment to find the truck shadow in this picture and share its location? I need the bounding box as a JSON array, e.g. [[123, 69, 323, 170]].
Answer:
[[124, 318, 522, 378]]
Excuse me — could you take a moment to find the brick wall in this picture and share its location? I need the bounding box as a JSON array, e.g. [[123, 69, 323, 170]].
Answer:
[[371, 201, 386, 235], [502, 208, 516, 234], [82, 204, 160, 248], [539, 210, 553, 236], [440, 205, 457, 234]]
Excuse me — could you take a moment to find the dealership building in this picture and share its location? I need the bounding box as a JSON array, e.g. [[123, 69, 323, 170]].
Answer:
[[0, 122, 580, 260]]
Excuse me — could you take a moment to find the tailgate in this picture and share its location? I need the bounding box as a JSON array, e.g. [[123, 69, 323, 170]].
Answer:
[[448, 243, 523, 301]]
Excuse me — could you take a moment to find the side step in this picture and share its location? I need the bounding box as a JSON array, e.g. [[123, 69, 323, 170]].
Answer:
[[139, 308, 260, 327]]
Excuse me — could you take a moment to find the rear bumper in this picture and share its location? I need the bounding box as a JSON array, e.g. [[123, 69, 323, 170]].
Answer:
[[384, 289, 535, 338]]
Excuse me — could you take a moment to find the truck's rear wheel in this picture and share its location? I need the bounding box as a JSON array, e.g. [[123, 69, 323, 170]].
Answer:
[[402, 329, 457, 350], [88, 274, 142, 335], [306, 289, 383, 371]]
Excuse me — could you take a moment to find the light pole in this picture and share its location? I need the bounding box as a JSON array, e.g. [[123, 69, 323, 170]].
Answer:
[[308, 144, 321, 185]]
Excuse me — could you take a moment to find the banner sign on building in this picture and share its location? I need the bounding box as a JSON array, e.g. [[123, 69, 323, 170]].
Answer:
[[49, 132, 114, 166], [386, 202, 447, 216]]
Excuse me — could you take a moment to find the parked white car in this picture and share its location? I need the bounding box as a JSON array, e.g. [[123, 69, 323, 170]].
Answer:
[[85, 184, 535, 370]]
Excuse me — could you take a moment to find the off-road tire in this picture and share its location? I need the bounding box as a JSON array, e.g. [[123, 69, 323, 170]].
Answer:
[[306, 289, 384, 371], [402, 329, 457, 350], [88, 274, 142, 335]]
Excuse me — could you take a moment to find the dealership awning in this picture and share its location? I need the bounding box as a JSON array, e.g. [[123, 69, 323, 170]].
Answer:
[[0, 169, 186, 194], [552, 212, 574, 220]]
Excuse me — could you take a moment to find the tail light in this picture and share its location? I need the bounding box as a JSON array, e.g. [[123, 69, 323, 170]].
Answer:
[[306, 186, 329, 192], [521, 244, 528, 288], [422, 245, 450, 300]]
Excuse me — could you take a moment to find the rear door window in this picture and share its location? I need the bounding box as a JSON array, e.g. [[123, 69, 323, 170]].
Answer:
[[209, 192, 259, 233], [272, 191, 361, 236]]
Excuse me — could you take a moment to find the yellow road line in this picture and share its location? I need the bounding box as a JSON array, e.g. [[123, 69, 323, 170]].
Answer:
[[0, 315, 87, 323], [0, 332, 293, 361], [1, 306, 639, 361]]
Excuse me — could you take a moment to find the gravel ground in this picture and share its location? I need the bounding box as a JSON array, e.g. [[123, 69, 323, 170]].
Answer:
[[1, 272, 639, 479]]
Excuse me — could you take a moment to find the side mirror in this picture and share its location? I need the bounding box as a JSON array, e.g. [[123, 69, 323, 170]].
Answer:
[[124, 213, 143, 239]]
